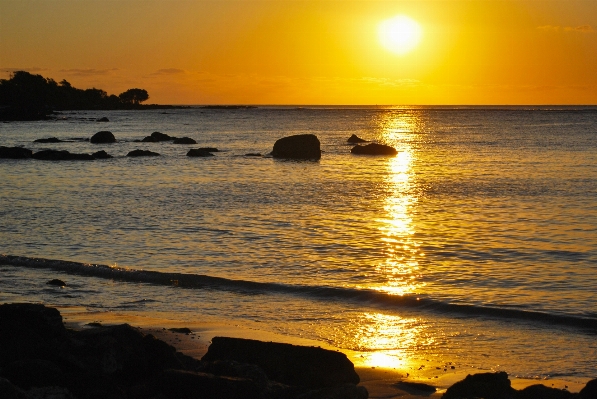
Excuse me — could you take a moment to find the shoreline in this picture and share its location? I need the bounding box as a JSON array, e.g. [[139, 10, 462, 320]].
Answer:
[[57, 306, 590, 398]]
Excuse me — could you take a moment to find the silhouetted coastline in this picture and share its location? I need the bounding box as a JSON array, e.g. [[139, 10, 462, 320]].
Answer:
[[0, 71, 188, 121]]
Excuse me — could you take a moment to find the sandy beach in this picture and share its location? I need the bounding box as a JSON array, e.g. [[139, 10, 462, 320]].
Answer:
[[56, 306, 589, 398]]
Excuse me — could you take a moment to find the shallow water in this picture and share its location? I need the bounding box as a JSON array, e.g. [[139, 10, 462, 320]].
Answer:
[[1, 106, 596, 381]]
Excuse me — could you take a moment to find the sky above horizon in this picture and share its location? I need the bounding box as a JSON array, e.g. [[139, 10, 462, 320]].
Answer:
[[1, 0, 596, 105]]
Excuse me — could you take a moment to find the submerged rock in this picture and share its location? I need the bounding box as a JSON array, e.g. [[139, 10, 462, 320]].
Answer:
[[173, 137, 197, 144], [92, 150, 112, 159], [347, 134, 367, 143], [197, 147, 219, 152], [127, 149, 160, 157], [32, 150, 94, 160], [97, 117, 109, 122], [46, 279, 66, 287], [90, 131, 116, 144], [350, 143, 397, 156], [0, 146, 32, 159], [34, 137, 63, 143], [271, 134, 321, 160], [187, 149, 214, 157]]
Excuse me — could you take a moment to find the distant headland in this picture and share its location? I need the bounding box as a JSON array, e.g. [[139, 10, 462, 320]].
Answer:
[[0, 71, 188, 121]]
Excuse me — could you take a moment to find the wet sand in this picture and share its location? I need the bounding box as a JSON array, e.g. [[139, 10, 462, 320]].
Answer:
[[58, 306, 588, 398]]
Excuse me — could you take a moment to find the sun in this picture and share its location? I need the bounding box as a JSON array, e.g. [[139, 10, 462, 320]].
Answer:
[[378, 15, 422, 55]]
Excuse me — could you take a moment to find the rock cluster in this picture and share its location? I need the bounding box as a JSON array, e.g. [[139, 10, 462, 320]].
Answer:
[[0, 303, 368, 399], [442, 371, 597, 399], [0, 147, 111, 160]]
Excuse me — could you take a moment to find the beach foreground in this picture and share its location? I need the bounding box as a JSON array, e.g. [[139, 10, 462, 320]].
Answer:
[[0, 304, 596, 399]]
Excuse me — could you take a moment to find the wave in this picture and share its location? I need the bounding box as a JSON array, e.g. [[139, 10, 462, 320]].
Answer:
[[2, 254, 596, 332]]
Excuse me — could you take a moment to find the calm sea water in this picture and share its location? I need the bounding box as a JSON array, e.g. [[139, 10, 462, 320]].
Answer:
[[1, 106, 596, 381]]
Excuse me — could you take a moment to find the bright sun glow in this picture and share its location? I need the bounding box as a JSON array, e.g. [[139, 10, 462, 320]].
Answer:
[[378, 15, 422, 55]]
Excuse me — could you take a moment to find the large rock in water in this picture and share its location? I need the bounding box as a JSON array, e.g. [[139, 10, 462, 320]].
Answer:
[[271, 134, 321, 160], [90, 131, 116, 143], [0, 146, 32, 159], [202, 337, 359, 389], [351, 143, 397, 156]]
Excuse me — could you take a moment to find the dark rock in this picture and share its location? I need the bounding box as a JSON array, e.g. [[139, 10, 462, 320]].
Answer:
[[97, 117, 109, 122], [0, 146, 32, 159], [173, 137, 197, 144], [515, 384, 573, 399], [0, 303, 369, 399], [92, 150, 113, 159], [127, 149, 160, 157], [47, 279, 66, 287], [72, 324, 184, 378], [156, 369, 260, 399], [271, 134, 321, 160], [347, 134, 367, 143], [3, 359, 65, 389], [197, 147, 219, 152], [245, 153, 262, 157], [350, 143, 397, 156], [34, 137, 63, 143], [32, 150, 94, 160], [199, 360, 270, 391], [90, 131, 116, 144], [0, 377, 23, 399], [442, 372, 516, 399], [141, 136, 158, 142], [0, 303, 68, 365], [578, 378, 597, 399], [187, 149, 214, 157], [150, 131, 175, 141], [202, 337, 359, 389]]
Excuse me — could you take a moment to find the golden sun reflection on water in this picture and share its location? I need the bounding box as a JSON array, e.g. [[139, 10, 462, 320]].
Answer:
[[351, 111, 431, 370], [373, 111, 424, 297]]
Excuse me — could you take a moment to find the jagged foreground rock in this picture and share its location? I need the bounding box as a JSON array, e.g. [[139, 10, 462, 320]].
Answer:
[[0, 303, 367, 399]]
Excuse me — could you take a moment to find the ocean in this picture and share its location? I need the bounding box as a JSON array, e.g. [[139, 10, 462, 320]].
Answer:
[[1, 106, 596, 383]]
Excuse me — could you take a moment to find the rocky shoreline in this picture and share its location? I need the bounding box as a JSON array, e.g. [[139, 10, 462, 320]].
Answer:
[[0, 303, 595, 399]]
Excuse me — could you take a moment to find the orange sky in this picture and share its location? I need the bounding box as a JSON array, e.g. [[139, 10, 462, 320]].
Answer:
[[1, 0, 596, 105]]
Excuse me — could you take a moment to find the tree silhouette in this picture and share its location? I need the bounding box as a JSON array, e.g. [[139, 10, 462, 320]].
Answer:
[[118, 88, 149, 105], [0, 71, 155, 120]]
